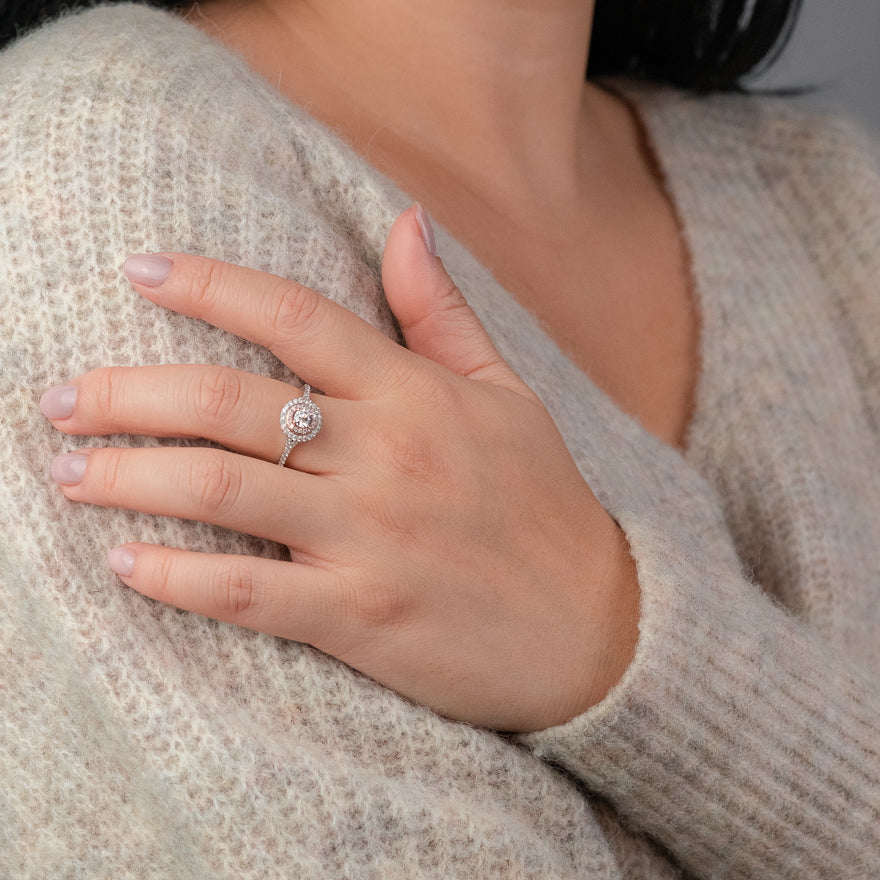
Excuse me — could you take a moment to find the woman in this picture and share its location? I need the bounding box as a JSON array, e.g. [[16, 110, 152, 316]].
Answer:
[[1, 0, 878, 875]]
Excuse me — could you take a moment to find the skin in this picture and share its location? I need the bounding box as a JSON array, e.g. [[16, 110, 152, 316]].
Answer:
[[41, 0, 701, 731]]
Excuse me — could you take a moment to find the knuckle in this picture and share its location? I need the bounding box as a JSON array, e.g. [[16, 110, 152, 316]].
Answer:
[[186, 260, 227, 313], [211, 560, 259, 616], [267, 279, 322, 343], [95, 448, 127, 497], [370, 384, 463, 487], [366, 419, 449, 488], [435, 279, 468, 313], [188, 450, 243, 519], [91, 367, 129, 424], [151, 552, 178, 605], [193, 366, 245, 429], [344, 577, 412, 633], [315, 572, 414, 660], [406, 281, 467, 336]]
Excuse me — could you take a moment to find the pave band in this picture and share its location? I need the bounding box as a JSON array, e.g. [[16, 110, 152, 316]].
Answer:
[[277, 384, 322, 467]]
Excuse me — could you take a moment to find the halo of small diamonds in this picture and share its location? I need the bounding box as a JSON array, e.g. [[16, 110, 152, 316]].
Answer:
[[279, 390, 322, 444], [277, 384, 322, 466]]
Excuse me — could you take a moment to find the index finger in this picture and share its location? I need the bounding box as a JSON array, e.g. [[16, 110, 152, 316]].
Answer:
[[123, 252, 415, 400]]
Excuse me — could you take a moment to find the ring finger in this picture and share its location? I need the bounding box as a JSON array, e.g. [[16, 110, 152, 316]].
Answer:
[[41, 365, 351, 475]]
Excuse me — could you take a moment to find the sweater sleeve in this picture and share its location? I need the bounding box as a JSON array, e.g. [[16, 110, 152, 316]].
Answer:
[[517, 108, 880, 879], [517, 512, 880, 878]]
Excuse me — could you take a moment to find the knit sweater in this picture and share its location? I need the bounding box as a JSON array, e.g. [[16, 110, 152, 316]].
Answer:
[[0, 4, 878, 878]]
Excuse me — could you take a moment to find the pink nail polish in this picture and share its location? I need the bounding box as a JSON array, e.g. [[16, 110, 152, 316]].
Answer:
[[124, 254, 172, 287], [40, 384, 77, 419], [108, 546, 136, 578], [51, 453, 88, 485], [415, 203, 437, 257]]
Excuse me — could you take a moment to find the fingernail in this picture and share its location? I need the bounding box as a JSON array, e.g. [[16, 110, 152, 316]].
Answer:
[[414, 203, 437, 257], [108, 545, 136, 578], [40, 384, 77, 419], [51, 452, 88, 485], [124, 254, 172, 287]]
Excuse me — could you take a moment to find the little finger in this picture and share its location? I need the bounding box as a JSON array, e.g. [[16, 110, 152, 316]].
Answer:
[[108, 543, 347, 647]]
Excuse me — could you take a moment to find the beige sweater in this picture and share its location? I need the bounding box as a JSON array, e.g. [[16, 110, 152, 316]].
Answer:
[[0, 5, 878, 878]]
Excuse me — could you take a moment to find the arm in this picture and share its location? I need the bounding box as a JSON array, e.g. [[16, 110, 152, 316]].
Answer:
[[519, 506, 880, 878]]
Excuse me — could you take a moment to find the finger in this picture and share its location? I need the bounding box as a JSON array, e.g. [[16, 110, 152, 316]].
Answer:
[[41, 365, 352, 476], [52, 446, 347, 550], [122, 252, 424, 400], [381, 204, 524, 392], [107, 543, 346, 648]]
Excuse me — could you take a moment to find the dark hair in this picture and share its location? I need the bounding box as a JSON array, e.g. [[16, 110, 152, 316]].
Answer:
[[1, 0, 810, 96], [587, 0, 810, 94]]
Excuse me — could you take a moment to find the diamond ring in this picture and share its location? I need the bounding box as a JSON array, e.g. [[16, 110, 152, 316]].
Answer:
[[277, 384, 322, 467]]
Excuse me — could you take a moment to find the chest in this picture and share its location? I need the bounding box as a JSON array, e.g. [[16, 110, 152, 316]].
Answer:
[[519, 243, 698, 452], [458, 203, 700, 453]]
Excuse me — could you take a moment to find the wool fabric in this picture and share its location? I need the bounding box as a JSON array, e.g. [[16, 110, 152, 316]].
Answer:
[[0, 5, 878, 878]]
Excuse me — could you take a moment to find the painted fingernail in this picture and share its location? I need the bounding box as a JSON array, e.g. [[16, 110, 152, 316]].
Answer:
[[51, 452, 88, 485], [415, 203, 437, 257], [108, 546, 136, 578], [123, 254, 173, 287], [40, 384, 78, 419]]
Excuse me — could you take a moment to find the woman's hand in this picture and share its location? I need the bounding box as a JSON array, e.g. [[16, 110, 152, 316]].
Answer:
[[41, 205, 639, 733]]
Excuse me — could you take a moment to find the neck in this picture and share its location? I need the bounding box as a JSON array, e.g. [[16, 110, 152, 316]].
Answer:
[[181, 0, 635, 225]]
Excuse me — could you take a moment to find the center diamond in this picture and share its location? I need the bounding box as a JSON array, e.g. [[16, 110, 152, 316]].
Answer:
[[291, 409, 315, 432]]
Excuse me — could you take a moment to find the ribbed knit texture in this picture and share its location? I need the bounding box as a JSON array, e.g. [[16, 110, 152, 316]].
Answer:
[[0, 5, 878, 878]]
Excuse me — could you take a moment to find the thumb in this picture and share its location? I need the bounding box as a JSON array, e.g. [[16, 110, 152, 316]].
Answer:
[[382, 204, 521, 389]]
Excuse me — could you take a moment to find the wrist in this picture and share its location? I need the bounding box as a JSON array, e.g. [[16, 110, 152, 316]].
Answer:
[[589, 529, 641, 706], [551, 526, 641, 729]]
